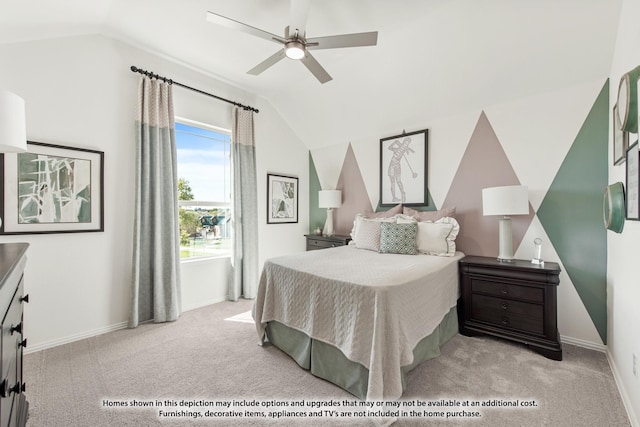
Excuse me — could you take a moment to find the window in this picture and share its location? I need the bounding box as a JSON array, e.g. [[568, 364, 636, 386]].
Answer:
[[175, 119, 231, 259]]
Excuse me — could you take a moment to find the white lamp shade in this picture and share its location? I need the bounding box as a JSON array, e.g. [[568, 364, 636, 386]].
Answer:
[[0, 89, 27, 152], [482, 185, 529, 216], [318, 190, 342, 209]]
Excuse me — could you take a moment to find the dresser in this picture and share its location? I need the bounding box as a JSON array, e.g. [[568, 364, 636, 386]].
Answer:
[[458, 256, 562, 361], [0, 243, 29, 427], [304, 234, 351, 251]]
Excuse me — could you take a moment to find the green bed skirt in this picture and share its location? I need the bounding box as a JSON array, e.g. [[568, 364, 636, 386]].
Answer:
[[265, 305, 459, 400]]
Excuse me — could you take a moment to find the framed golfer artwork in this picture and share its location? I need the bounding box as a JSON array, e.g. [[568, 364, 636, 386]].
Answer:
[[379, 129, 428, 207]]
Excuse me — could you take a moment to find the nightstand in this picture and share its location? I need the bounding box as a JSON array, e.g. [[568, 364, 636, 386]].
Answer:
[[458, 256, 562, 361], [305, 234, 351, 251]]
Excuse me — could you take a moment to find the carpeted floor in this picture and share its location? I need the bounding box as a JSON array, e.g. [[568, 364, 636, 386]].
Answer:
[[24, 299, 630, 426]]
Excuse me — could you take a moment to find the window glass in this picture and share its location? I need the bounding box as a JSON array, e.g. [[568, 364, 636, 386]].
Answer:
[[176, 120, 231, 259]]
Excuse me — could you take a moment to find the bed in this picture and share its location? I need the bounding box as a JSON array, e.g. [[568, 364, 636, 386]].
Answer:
[[253, 240, 464, 401]]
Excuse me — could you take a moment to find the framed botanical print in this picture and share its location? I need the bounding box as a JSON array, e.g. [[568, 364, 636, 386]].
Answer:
[[379, 129, 428, 206], [0, 141, 104, 234], [267, 173, 298, 224]]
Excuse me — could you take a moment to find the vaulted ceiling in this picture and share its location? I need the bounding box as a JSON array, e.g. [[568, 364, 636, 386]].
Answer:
[[0, 0, 621, 149]]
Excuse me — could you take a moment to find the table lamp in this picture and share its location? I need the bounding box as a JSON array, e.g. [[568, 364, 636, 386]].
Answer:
[[0, 89, 27, 153], [482, 185, 529, 262], [318, 190, 341, 237], [0, 89, 28, 229]]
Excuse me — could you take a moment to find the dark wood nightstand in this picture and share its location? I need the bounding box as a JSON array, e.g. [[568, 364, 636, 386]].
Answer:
[[458, 256, 562, 361], [305, 234, 351, 251]]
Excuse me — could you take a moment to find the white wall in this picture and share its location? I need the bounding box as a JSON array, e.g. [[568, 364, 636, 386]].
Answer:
[[180, 257, 230, 310], [607, 0, 640, 424], [0, 34, 308, 352]]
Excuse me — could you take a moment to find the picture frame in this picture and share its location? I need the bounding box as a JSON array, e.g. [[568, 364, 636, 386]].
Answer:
[[613, 103, 628, 166], [0, 141, 104, 234], [267, 173, 298, 224], [625, 140, 639, 220], [379, 128, 428, 206]]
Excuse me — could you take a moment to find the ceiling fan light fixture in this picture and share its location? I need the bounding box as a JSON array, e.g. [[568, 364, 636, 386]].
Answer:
[[285, 41, 305, 59]]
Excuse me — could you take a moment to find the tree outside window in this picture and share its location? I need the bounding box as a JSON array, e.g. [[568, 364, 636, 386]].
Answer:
[[175, 120, 231, 259]]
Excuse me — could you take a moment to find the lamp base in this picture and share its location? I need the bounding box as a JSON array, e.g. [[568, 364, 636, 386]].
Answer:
[[496, 217, 515, 262], [323, 208, 335, 237]]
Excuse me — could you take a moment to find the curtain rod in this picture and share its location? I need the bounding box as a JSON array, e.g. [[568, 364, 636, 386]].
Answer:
[[130, 65, 259, 113]]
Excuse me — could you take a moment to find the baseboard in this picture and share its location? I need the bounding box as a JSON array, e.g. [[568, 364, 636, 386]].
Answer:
[[25, 321, 129, 354], [606, 350, 639, 427], [560, 334, 606, 352], [182, 296, 227, 312], [25, 298, 229, 354]]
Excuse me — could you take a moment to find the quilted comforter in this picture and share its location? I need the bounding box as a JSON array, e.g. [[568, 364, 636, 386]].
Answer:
[[254, 245, 464, 401]]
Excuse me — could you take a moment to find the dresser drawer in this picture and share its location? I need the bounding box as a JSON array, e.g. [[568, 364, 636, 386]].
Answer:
[[471, 279, 544, 303], [1, 280, 22, 427], [471, 294, 544, 335]]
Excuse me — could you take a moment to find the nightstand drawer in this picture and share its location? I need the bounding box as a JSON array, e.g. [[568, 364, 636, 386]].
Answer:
[[471, 294, 544, 335], [305, 234, 351, 251], [307, 238, 339, 249], [471, 279, 544, 303]]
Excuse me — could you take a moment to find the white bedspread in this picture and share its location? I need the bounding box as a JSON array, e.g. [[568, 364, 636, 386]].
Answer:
[[254, 245, 464, 401]]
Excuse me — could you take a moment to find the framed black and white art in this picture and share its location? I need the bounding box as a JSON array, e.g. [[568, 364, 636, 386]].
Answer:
[[267, 173, 298, 224], [0, 141, 104, 234], [379, 129, 428, 207]]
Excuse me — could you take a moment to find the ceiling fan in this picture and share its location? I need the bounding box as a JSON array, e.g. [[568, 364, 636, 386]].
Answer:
[[206, 0, 378, 84]]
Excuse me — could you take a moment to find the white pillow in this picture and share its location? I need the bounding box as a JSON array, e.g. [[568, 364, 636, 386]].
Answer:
[[351, 215, 395, 251], [416, 217, 460, 256]]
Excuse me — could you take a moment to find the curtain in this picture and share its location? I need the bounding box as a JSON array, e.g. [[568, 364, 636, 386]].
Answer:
[[228, 107, 259, 300], [129, 77, 182, 328]]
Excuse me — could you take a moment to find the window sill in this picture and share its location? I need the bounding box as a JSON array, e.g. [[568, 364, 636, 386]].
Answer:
[[181, 254, 231, 264]]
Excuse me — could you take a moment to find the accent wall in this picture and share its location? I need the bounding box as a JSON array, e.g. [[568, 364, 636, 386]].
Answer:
[[310, 78, 609, 349]]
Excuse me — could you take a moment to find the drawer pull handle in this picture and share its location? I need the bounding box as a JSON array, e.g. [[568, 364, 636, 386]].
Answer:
[[501, 317, 509, 325], [20, 294, 29, 304], [501, 287, 508, 295], [10, 322, 22, 335], [0, 379, 7, 398], [9, 382, 21, 395], [501, 303, 508, 310]]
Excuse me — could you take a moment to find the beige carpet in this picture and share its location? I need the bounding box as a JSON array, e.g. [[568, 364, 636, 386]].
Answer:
[[24, 299, 630, 426], [224, 310, 253, 324]]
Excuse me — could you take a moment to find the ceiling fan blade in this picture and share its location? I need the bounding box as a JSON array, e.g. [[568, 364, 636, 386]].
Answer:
[[307, 31, 378, 50], [247, 50, 287, 75], [300, 51, 332, 84], [206, 11, 286, 44], [289, 0, 311, 38]]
